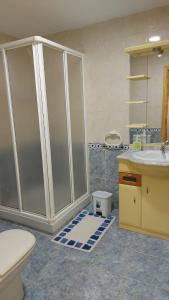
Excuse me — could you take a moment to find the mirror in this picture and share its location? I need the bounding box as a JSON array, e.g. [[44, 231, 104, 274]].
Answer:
[[128, 47, 169, 144], [161, 66, 169, 142]]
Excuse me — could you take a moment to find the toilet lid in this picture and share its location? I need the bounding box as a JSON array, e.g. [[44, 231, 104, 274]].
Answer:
[[0, 229, 36, 278]]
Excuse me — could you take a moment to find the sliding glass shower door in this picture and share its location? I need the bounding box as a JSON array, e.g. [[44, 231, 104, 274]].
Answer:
[[6, 46, 46, 215], [67, 54, 87, 200], [42, 49, 87, 212], [0, 53, 19, 209], [43, 46, 72, 214]]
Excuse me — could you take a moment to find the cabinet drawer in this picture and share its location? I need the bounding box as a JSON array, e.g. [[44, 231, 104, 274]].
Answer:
[[119, 184, 141, 227], [119, 172, 141, 187]]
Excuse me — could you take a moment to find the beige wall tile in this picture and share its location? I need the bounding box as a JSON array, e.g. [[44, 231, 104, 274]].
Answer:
[[47, 5, 169, 143]]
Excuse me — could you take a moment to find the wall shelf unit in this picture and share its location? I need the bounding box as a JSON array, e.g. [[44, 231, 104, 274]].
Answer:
[[127, 123, 147, 129], [125, 40, 169, 57], [127, 75, 150, 80], [126, 101, 148, 104]]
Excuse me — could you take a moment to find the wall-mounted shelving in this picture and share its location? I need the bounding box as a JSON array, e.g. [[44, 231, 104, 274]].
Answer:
[[127, 123, 147, 129], [126, 100, 148, 104], [127, 75, 150, 80], [125, 39, 169, 57], [125, 42, 152, 139]]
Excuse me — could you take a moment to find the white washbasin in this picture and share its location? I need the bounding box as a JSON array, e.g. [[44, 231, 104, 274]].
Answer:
[[132, 150, 169, 165], [118, 150, 169, 166]]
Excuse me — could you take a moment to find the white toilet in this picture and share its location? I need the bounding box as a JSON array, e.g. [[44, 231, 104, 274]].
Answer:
[[0, 229, 36, 300]]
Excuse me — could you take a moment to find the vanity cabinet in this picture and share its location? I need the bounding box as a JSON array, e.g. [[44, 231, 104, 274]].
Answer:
[[119, 184, 141, 227], [142, 176, 169, 235], [119, 161, 169, 240]]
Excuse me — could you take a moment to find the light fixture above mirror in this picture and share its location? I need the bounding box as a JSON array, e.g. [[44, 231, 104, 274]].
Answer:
[[149, 35, 161, 42]]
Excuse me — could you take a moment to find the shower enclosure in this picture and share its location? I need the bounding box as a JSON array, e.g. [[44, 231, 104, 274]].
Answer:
[[0, 36, 89, 233]]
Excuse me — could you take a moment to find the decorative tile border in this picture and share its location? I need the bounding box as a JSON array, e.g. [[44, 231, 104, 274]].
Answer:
[[129, 128, 161, 133], [52, 210, 116, 252], [88, 143, 129, 150]]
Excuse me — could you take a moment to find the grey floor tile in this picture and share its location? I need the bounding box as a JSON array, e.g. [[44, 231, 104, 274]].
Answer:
[[152, 257, 169, 291], [1, 209, 169, 300], [155, 288, 169, 300]]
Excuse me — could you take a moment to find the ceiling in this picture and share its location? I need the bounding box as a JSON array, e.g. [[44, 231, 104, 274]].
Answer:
[[0, 0, 169, 38]]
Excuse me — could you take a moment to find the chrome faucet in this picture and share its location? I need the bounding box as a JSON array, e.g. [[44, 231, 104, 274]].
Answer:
[[161, 140, 169, 154]]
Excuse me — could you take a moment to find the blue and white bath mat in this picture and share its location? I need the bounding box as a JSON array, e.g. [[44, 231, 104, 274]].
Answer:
[[52, 210, 116, 252]]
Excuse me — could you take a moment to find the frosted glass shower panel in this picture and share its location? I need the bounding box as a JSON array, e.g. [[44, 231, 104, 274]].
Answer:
[[43, 46, 72, 213], [7, 46, 46, 215], [67, 54, 87, 200], [0, 53, 19, 209]]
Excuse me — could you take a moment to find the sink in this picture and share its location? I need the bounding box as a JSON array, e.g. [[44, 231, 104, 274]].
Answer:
[[118, 150, 169, 167], [131, 150, 169, 166]]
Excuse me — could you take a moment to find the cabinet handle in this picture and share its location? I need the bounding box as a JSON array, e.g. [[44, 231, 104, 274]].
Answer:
[[133, 198, 136, 204], [146, 187, 149, 194]]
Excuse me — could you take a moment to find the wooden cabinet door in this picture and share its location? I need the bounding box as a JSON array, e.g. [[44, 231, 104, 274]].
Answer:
[[142, 176, 169, 235], [119, 184, 141, 227]]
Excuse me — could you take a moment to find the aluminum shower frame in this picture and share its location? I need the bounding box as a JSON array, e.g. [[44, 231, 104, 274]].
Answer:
[[0, 36, 89, 233]]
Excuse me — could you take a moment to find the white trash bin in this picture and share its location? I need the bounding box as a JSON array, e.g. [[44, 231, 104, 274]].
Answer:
[[92, 191, 112, 218]]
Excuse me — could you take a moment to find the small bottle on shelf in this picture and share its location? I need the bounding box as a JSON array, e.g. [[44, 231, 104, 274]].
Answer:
[[141, 129, 147, 144], [132, 135, 142, 150]]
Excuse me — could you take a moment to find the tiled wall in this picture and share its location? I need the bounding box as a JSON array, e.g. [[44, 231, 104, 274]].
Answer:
[[88, 137, 162, 209], [129, 128, 161, 144], [49, 5, 169, 145], [88, 144, 128, 208]]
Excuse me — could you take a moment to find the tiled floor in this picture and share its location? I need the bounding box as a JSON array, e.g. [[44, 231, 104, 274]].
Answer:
[[1, 209, 169, 299]]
